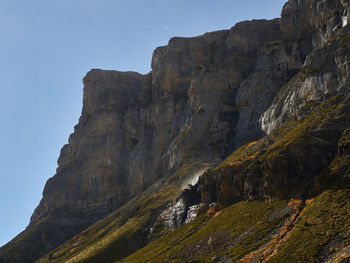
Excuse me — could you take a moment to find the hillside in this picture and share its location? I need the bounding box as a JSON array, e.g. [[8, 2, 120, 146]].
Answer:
[[1, 0, 350, 262]]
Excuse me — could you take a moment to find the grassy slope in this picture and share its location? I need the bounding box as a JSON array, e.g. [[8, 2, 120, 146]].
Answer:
[[268, 189, 350, 263], [119, 189, 350, 263], [120, 96, 350, 263], [37, 95, 350, 262], [37, 161, 211, 263], [11, 25, 350, 263], [199, 94, 349, 206], [13, 25, 350, 262], [119, 200, 289, 263]]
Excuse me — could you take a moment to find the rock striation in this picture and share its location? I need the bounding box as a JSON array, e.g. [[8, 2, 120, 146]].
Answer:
[[261, 0, 350, 133], [10, 19, 291, 262], [1, 0, 350, 262]]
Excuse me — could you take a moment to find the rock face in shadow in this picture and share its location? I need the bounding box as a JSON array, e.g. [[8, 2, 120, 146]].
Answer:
[[1, 0, 350, 262], [31, 70, 152, 223]]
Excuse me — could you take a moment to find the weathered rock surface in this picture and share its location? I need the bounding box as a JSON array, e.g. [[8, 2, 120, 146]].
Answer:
[[1, 17, 290, 262], [261, 0, 350, 134], [177, 0, 350, 216], [31, 70, 152, 223], [1, 0, 350, 262], [199, 95, 350, 209], [281, 0, 349, 47]]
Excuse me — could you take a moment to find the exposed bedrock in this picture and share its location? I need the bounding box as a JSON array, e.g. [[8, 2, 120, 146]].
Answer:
[[31, 18, 287, 236], [2, 0, 350, 262]]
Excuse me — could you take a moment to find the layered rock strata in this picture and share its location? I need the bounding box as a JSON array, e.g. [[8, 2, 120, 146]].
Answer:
[[23, 18, 291, 260], [1, 0, 350, 262]]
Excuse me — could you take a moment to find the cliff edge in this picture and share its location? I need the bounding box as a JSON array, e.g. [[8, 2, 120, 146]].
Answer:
[[1, 0, 350, 262]]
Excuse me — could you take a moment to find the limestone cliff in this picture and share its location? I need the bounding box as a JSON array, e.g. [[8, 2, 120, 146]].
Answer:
[[6, 18, 290, 262], [1, 0, 350, 262], [262, 0, 350, 133], [33, 19, 284, 225]]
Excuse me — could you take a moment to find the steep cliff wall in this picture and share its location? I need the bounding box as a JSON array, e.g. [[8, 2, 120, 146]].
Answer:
[[1, 0, 350, 262], [4, 18, 293, 262], [262, 0, 350, 133], [0, 19, 288, 263], [31, 20, 281, 226], [198, 0, 350, 210]]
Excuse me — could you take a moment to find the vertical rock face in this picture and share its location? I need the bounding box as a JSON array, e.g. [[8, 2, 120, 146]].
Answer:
[[2, 0, 350, 262], [31, 18, 287, 233], [261, 0, 350, 134], [13, 18, 289, 261], [281, 0, 348, 46], [31, 70, 153, 223]]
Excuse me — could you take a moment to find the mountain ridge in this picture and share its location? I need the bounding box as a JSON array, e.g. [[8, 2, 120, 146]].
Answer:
[[1, 0, 350, 262]]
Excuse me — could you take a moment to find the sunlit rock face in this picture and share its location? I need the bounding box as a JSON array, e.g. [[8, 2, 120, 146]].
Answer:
[[261, 0, 350, 134], [31, 18, 288, 235], [280, 0, 349, 47], [150, 168, 206, 235], [3, 0, 350, 262]]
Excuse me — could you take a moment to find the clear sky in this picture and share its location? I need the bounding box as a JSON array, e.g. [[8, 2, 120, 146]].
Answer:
[[0, 0, 287, 246]]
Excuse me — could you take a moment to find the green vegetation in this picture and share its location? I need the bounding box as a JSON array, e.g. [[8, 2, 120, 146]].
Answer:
[[213, 95, 344, 174], [119, 190, 350, 263], [263, 95, 343, 160], [268, 189, 350, 263], [38, 161, 207, 263], [120, 200, 288, 263], [0, 227, 48, 263], [42, 188, 348, 263], [199, 95, 347, 203], [324, 31, 350, 46], [213, 139, 262, 171], [37, 95, 350, 263]]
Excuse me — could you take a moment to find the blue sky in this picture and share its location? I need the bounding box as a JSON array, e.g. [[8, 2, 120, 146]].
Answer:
[[0, 0, 286, 246]]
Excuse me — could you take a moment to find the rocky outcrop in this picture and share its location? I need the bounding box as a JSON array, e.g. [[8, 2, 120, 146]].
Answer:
[[2, 0, 350, 262], [31, 71, 151, 224], [191, 96, 350, 223], [281, 0, 349, 47], [261, 0, 350, 134], [260, 28, 350, 133], [1, 18, 293, 262]]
